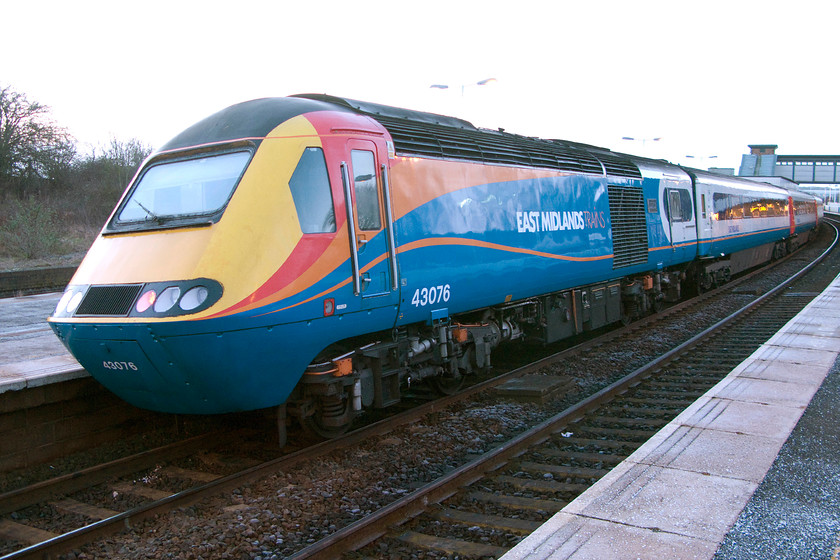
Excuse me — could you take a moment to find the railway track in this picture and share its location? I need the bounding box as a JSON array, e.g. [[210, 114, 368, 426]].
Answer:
[[289, 225, 839, 559], [0, 224, 836, 559]]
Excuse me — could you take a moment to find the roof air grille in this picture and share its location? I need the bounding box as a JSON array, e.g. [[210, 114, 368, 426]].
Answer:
[[595, 152, 643, 179], [293, 94, 641, 179], [373, 115, 608, 176]]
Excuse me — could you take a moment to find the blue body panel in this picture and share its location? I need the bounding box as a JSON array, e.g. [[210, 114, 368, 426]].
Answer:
[[394, 175, 616, 324], [51, 298, 399, 414]]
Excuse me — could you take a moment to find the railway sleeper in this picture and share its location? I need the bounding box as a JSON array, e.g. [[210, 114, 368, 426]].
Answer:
[[550, 435, 643, 450], [629, 387, 708, 399], [516, 461, 608, 479], [496, 474, 591, 494], [621, 396, 696, 408], [574, 426, 659, 439], [588, 416, 670, 428], [0, 519, 58, 546], [50, 498, 118, 521], [430, 505, 542, 535], [539, 449, 627, 465], [645, 378, 715, 389], [159, 465, 221, 483], [396, 530, 509, 559], [604, 405, 679, 417], [653, 376, 725, 386], [467, 490, 566, 513], [112, 481, 172, 502]]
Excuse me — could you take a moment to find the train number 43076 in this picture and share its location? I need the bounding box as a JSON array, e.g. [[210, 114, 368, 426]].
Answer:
[[102, 360, 138, 371], [411, 284, 451, 307]]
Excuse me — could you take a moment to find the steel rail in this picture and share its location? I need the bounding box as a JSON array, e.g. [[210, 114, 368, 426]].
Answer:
[[287, 223, 839, 559], [0, 432, 227, 516], [4, 225, 836, 560]]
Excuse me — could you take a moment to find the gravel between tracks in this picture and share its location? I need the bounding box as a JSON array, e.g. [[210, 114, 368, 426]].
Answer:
[[43, 229, 839, 560]]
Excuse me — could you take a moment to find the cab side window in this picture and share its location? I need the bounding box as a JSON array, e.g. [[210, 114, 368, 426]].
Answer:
[[289, 147, 336, 233], [351, 150, 382, 231]]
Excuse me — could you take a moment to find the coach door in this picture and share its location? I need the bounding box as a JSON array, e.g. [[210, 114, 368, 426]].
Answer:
[[340, 139, 400, 305], [664, 186, 698, 261]]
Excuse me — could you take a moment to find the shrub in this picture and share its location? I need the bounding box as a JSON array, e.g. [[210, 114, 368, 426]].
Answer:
[[0, 197, 64, 259]]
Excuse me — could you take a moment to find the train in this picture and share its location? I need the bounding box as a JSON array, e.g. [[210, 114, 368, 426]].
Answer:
[[48, 94, 823, 439]]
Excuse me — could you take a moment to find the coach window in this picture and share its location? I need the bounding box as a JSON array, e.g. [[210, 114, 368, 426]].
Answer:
[[289, 147, 336, 233], [713, 193, 728, 220], [351, 150, 382, 230], [679, 190, 693, 221], [666, 189, 693, 222]]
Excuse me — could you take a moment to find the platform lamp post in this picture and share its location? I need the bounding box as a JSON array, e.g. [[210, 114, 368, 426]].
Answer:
[[621, 136, 662, 152], [430, 78, 497, 96], [685, 154, 718, 170]]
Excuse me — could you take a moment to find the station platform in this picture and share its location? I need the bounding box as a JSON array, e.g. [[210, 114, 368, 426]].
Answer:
[[0, 292, 84, 393], [501, 279, 840, 559], [0, 294, 159, 472]]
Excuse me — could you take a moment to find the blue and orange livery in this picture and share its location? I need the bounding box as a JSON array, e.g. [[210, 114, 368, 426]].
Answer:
[[48, 95, 821, 437]]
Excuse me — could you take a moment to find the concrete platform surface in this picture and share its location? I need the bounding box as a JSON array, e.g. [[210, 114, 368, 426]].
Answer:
[[501, 280, 840, 560], [0, 293, 84, 393]]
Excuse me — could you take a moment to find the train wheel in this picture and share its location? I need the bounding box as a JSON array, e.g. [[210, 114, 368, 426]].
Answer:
[[697, 273, 713, 294], [302, 416, 351, 439], [300, 395, 352, 439], [652, 297, 664, 314], [427, 371, 465, 395], [277, 404, 288, 448]]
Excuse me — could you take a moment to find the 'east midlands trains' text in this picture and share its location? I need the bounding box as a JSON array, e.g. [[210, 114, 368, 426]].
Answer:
[[516, 210, 607, 233]]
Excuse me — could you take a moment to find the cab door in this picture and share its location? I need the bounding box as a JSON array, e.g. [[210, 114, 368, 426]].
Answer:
[[340, 139, 400, 306]]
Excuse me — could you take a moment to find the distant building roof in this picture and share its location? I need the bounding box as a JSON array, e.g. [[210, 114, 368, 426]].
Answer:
[[739, 145, 840, 184], [748, 145, 778, 155]]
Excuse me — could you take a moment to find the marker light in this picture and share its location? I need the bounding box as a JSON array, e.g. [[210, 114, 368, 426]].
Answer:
[[135, 290, 157, 313], [154, 286, 181, 313], [55, 290, 74, 315], [324, 298, 335, 316], [67, 292, 84, 314], [180, 286, 208, 311]]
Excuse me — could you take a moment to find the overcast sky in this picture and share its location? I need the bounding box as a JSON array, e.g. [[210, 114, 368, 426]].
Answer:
[[2, 0, 836, 171]]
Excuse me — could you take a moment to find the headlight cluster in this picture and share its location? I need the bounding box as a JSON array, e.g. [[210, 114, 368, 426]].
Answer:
[[52, 279, 222, 318], [135, 285, 209, 313]]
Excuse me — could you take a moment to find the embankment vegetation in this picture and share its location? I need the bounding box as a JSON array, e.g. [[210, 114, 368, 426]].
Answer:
[[0, 84, 152, 268]]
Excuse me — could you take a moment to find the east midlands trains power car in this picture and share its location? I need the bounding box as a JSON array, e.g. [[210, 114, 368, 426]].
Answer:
[[48, 95, 822, 437]]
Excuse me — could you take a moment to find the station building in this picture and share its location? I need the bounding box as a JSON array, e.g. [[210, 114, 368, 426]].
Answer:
[[739, 144, 840, 211]]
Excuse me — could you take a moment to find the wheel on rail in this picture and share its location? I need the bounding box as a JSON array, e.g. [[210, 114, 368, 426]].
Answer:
[[426, 371, 465, 395], [652, 297, 664, 314], [301, 415, 352, 439], [277, 404, 288, 448], [299, 395, 353, 439]]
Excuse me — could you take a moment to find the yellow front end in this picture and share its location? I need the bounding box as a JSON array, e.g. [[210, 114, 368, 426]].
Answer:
[[64, 115, 325, 323]]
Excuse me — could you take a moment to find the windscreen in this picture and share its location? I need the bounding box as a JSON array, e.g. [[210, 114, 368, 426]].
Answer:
[[114, 151, 251, 228]]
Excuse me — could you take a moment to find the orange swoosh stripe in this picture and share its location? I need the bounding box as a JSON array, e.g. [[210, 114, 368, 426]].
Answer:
[[252, 236, 613, 317], [397, 237, 613, 262]]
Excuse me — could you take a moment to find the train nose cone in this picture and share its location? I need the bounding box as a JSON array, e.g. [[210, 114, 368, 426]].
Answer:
[[51, 320, 315, 414]]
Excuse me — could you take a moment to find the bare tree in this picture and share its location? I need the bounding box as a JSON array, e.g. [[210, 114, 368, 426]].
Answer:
[[0, 84, 75, 195]]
